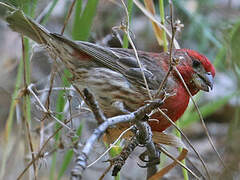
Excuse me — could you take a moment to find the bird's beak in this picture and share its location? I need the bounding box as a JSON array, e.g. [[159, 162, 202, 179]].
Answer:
[[192, 72, 214, 92]]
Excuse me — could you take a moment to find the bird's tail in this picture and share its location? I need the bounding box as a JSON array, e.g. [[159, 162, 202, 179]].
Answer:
[[5, 9, 51, 45], [1, 3, 86, 53], [1, 4, 83, 71], [1, 3, 123, 72]]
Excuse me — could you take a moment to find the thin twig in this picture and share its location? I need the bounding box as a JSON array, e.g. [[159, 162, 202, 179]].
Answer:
[[154, 0, 176, 98], [0, 2, 16, 11], [98, 164, 113, 180], [154, 1, 210, 178], [87, 126, 134, 168], [17, 120, 67, 180], [45, 64, 57, 110], [133, 0, 180, 49], [27, 84, 72, 130], [185, 157, 206, 179], [24, 118, 38, 180], [21, 36, 37, 180], [17, 111, 79, 180], [120, 2, 160, 177], [39, 64, 57, 150], [67, 94, 73, 127], [158, 146, 200, 180], [38, 87, 76, 93], [156, 108, 209, 179], [61, 0, 76, 35], [120, 0, 152, 99], [174, 66, 226, 169]]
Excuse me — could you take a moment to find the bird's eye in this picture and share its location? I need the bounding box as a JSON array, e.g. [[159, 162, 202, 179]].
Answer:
[[192, 60, 201, 68]]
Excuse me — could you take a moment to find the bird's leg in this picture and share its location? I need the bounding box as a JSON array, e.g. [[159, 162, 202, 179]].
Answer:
[[134, 115, 161, 168]]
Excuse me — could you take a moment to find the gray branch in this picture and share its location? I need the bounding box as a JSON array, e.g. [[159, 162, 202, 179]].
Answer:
[[71, 89, 164, 180]]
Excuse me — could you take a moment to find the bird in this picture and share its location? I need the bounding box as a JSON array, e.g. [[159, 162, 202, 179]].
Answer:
[[4, 9, 215, 133]]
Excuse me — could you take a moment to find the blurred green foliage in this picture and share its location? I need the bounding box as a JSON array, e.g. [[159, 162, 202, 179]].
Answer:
[[1, 0, 240, 179]]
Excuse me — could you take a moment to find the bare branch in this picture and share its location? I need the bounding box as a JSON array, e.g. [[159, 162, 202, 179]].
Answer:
[[111, 136, 138, 176], [83, 89, 106, 124], [71, 90, 164, 180]]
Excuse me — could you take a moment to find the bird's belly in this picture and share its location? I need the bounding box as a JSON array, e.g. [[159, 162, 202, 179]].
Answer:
[[149, 85, 190, 132], [74, 67, 189, 132]]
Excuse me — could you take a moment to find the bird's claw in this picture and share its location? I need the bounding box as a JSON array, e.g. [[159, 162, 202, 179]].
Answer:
[[138, 150, 161, 168], [137, 157, 160, 168], [139, 151, 148, 162]]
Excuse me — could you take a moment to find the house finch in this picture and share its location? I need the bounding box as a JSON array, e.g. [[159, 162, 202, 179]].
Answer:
[[5, 10, 215, 132]]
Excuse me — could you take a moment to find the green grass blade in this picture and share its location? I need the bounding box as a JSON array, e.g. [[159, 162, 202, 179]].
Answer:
[[22, 37, 31, 120], [72, 0, 82, 40], [57, 124, 83, 179], [41, 0, 59, 25], [30, 0, 38, 17], [50, 153, 57, 180], [180, 92, 239, 128], [174, 0, 222, 49], [53, 0, 99, 177], [123, 0, 133, 48], [230, 20, 240, 68], [57, 149, 74, 180], [50, 69, 71, 179], [72, 0, 99, 41], [1, 47, 23, 178], [175, 121, 189, 180], [4, 54, 23, 141], [159, 0, 168, 52], [214, 47, 226, 68]]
